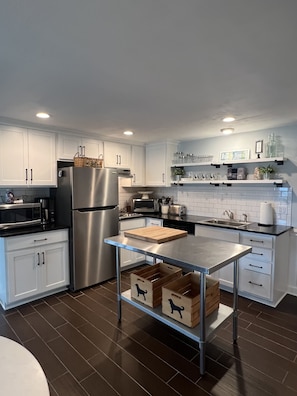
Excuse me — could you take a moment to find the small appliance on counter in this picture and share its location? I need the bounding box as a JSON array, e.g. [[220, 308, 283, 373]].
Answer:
[[169, 204, 186, 216], [35, 198, 55, 225], [0, 203, 41, 229], [259, 202, 273, 226], [132, 191, 158, 213]]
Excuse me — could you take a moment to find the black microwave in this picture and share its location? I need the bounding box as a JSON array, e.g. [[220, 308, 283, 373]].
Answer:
[[0, 203, 41, 229]]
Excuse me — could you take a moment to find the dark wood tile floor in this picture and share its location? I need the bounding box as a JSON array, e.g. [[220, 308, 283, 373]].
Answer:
[[1, 266, 297, 395]]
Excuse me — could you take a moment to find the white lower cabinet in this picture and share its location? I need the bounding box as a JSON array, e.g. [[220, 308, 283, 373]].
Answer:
[[0, 230, 69, 310], [195, 224, 290, 306], [239, 231, 290, 306], [119, 218, 146, 269], [146, 218, 163, 227], [195, 225, 239, 288], [146, 218, 163, 263]]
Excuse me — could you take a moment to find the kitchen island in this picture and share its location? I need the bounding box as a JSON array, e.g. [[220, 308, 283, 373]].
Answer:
[[104, 233, 251, 375]]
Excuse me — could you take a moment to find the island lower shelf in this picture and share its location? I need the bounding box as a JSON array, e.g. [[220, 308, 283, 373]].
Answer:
[[122, 289, 233, 342]]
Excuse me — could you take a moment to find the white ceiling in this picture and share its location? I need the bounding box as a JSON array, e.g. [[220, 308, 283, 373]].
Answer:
[[1, 0, 297, 143]]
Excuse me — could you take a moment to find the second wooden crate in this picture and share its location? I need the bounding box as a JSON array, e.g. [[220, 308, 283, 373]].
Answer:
[[130, 263, 182, 308], [162, 272, 220, 328]]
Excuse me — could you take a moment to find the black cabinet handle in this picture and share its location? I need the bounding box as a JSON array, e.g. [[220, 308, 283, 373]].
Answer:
[[248, 280, 263, 287], [248, 263, 263, 269]]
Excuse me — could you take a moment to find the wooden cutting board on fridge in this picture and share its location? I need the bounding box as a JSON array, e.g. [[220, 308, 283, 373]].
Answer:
[[124, 226, 187, 243]]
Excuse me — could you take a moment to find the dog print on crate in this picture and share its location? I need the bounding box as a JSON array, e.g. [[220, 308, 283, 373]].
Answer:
[[135, 283, 148, 300], [168, 298, 184, 318]]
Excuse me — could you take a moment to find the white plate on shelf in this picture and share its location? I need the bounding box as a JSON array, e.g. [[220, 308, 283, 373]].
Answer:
[[138, 191, 153, 199]]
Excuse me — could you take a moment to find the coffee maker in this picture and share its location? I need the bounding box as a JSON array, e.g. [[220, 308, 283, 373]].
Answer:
[[36, 198, 55, 224]]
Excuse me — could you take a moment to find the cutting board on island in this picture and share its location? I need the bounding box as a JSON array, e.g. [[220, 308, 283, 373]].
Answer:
[[124, 226, 187, 243]]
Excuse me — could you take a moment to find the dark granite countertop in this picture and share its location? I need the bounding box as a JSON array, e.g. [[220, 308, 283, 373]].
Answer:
[[0, 224, 69, 237], [133, 213, 292, 236]]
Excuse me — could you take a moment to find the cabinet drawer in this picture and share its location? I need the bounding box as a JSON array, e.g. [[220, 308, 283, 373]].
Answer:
[[239, 270, 271, 299], [5, 229, 69, 251], [120, 218, 146, 231], [240, 232, 273, 249], [240, 258, 272, 275], [195, 225, 239, 243], [146, 218, 163, 227], [244, 247, 273, 263]]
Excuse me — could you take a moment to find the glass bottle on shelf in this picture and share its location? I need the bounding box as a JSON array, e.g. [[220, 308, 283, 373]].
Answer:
[[266, 133, 276, 158], [275, 136, 284, 157]]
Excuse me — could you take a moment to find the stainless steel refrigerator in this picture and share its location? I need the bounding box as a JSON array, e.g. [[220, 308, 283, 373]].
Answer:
[[55, 166, 119, 291]]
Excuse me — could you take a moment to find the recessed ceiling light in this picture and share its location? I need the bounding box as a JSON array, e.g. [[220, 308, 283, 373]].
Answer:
[[222, 116, 235, 122], [36, 112, 50, 119], [123, 130, 133, 136], [221, 128, 234, 135]]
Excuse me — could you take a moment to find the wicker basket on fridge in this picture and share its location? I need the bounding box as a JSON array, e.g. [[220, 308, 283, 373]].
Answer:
[[74, 153, 104, 168]]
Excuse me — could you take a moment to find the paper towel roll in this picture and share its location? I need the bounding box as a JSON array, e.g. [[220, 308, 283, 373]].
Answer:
[[259, 202, 273, 226]]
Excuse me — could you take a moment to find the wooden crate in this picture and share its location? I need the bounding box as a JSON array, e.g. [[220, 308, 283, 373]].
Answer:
[[162, 272, 220, 328], [130, 263, 182, 308]]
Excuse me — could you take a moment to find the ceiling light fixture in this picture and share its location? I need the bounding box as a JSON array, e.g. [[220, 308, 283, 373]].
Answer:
[[36, 112, 50, 119], [123, 130, 133, 136], [222, 116, 235, 122], [220, 128, 234, 135]]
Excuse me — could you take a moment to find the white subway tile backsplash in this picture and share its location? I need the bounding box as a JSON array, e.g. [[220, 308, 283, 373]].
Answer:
[[119, 184, 292, 226]]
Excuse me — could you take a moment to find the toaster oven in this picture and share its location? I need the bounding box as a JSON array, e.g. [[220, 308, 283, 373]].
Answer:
[[132, 198, 158, 213]]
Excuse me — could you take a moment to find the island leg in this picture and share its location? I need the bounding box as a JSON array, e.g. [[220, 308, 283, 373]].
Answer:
[[199, 273, 206, 375], [116, 246, 122, 322], [232, 259, 239, 342]]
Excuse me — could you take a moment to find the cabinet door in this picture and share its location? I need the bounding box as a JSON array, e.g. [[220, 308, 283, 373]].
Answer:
[[119, 218, 146, 268], [146, 144, 166, 186], [195, 225, 239, 287], [7, 248, 39, 303], [57, 134, 82, 159], [0, 126, 28, 186], [82, 138, 104, 159], [41, 242, 69, 291], [119, 231, 145, 268], [146, 218, 163, 227], [121, 145, 145, 187], [131, 145, 145, 186], [104, 142, 131, 168], [28, 129, 56, 186], [145, 142, 177, 186]]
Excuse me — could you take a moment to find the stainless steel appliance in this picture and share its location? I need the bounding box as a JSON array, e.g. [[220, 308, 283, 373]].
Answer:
[[55, 167, 119, 291], [0, 203, 41, 229], [162, 218, 195, 234], [132, 198, 158, 213], [168, 204, 186, 216], [35, 198, 55, 224]]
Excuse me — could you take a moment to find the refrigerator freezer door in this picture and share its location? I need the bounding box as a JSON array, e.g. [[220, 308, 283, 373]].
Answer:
[[67, 167, 118, 209], [71, 206, 118, 290]]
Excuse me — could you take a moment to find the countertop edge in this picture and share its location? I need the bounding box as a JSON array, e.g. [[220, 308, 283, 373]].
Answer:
[[121, 213, 292, 236]]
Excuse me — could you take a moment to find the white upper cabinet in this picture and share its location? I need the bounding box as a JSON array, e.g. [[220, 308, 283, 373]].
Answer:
[[121, 145, 145, 187], [57, 134, 103, 160], [27, 129, 56, 186], [146, 141, 177, 186], [104, 141, 131, 169], [0, 126, 56, 186], [130, 145, 145, 186]]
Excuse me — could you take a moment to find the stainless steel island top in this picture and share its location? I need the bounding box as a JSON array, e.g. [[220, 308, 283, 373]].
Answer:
[[104, 233, 252, 376], [104, 233, 251, 274]]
